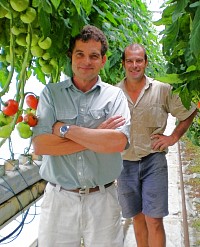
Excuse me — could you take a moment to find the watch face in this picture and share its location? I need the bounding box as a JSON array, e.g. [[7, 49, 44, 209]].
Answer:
[[61, 125, 68, 132], [60, 125, 69, 137]]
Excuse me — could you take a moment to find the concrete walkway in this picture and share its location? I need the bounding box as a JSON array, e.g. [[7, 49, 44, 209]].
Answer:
[[123, 114, 184, 247]]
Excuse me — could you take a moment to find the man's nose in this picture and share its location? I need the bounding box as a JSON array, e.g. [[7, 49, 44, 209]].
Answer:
[[130, 61, 137, 67], [83, 56, 91, 64]]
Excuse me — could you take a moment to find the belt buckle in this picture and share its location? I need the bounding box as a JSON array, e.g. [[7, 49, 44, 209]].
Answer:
[[79, 188, 89, 195]]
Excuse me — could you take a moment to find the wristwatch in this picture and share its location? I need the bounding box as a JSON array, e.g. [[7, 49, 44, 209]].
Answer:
[[60, 125, 70, 138]]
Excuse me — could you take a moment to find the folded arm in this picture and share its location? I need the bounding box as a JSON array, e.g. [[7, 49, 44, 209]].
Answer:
[[32, 115, 126, 155]]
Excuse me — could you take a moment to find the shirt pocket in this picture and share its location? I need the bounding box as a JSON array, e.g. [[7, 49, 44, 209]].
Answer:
[[143, 104, 164, 127], [56, 109, 78, 125], [86, 109, 107, 128]]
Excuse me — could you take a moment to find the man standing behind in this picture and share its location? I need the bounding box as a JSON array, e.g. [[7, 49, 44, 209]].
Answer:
[[117, 43, 197, 247], [32, 25, 130, 247]]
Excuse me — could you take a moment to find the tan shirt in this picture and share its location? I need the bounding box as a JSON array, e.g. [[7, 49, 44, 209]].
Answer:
[[117, 76, 197, 161]]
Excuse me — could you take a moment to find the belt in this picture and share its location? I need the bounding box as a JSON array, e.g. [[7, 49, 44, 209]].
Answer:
[[50, 181, 114, 195]]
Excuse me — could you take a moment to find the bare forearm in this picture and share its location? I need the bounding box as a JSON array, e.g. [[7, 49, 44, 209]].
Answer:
[[66, 125, 127, 153], [171, 109, 197, 143], [151, 110, 197, 151], [32, 134, 86, 156]]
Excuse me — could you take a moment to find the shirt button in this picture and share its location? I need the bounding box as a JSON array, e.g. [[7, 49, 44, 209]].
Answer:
[[80, 108, 84, 112], [78, 156, 82, 160]]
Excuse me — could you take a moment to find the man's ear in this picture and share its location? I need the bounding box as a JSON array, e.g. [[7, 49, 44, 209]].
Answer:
[[102, 55, 107, 66], [145, 59, 148, 68]]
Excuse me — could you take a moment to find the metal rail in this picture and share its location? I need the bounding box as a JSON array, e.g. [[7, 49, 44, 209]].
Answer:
[[178, 141, 190, 247]]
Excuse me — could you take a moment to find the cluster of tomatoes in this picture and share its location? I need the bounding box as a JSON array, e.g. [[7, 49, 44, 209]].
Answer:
[[0, 94, 39, 139]]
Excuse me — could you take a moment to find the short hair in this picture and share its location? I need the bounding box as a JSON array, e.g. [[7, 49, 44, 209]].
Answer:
[[68, 25, 108, 58], [122, 43, 147, 61]]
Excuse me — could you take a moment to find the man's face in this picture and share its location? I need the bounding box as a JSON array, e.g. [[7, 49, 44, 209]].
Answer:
[[71, 39, 106, 83], [123, 47, 148, 81]]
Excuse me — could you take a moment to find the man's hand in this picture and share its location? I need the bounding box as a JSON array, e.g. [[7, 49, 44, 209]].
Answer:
[[151, 134, 177, 151], [52, 122, 64, 137], [97, 115, 125, 129]]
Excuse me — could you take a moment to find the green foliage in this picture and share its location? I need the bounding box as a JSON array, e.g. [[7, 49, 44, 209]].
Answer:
[[0, 0, 165, 147], [0, 0, 164, 90], [154, 0, 200, 145], [94, 0, 166, 83]]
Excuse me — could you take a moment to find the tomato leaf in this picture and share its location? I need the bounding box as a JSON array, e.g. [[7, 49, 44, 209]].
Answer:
[[38, 8, 51, 37], [155, 74, 183, 84], [33, 67, 46, 85], [71, 0, 81, 15], [50, 0, 61, 10], [190, 6, 200, 58], [32, 0, 40, 7], [0, 65, 9, 89], [179, 85, 192, 110], [172, 0, 189, 22], [81, 0, 92, 15]]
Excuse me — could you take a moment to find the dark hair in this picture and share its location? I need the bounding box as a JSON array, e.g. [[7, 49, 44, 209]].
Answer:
[[68, 25, 108, 58], [122, 43, 147, 61]]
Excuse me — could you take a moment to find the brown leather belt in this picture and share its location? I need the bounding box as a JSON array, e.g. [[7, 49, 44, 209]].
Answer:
[[50, 181, 114, 195]]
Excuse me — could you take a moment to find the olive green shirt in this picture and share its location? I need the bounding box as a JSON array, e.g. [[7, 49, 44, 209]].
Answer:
[[117, 76, 197, 161]]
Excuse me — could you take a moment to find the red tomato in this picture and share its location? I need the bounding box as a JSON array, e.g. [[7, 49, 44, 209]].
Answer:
[[16, 115, 23, 123], [2, 99, 19, 116], [197, 101, 200, 109], [25, 94, 39, 110], [24, 113, 38, 127]]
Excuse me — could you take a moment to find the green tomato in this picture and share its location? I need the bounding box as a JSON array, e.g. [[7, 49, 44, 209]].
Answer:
[[0, 124, 12, 138], [31, 45, 44, 57], [11, 26, 26, 36], [5, 10, 19, 19], [20, 7, 36, 24], [16, 33, 27, 46], [16, 122, 33, 139], [41, 64, 53, 74], [38, 58, 47, 66], [26, 33, 39, 46], [38, 37, 52, 50], [42, 52, 51, 60], [15, 46, 25, 55], [0, 112, 12, 126], [0, 6, 8, 18], [50, 58, 58, 68], [10, 0, 29, 12]]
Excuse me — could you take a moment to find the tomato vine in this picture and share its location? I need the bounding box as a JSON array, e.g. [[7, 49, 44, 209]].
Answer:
[[154, 0, 200, 146]]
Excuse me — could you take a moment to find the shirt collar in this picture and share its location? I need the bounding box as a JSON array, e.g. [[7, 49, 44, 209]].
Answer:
[[121, 75, 153, 90], [58, 76, 103, 92]]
